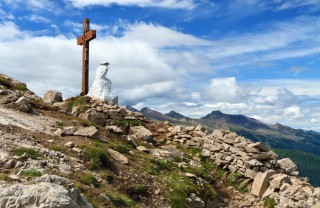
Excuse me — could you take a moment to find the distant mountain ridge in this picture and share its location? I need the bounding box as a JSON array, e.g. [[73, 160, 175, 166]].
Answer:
[[139, 108, 320, 156], [138, 107, 320, 185]]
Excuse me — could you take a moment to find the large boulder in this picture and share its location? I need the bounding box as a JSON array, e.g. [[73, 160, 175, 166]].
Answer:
[[74, 126, 100, 139], [0, 175, 92, 208], [108, 149, 128, 165], [251, 170, 276, 197], [15, 96, 32, 113], [277, 158, 297, 173], [130, 126, 154, 142], [79, 111, 106, 126], [43, 90, 63, 104]]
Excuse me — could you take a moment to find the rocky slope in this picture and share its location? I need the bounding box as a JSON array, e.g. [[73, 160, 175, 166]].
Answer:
[[0, 73, 320, 208]]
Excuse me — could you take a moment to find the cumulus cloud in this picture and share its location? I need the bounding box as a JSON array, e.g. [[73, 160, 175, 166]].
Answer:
[[0, 21, 28, 41], [203, 77, 260, 103], [0, 21, 206, 106], [64, 0, 197, 10]]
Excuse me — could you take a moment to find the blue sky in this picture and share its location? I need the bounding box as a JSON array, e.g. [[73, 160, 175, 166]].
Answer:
[[1, 0, 320, 130]]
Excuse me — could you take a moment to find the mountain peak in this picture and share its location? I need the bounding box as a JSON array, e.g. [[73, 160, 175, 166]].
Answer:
[[201, 110, 224, 120], [165, 110, 187, 119]]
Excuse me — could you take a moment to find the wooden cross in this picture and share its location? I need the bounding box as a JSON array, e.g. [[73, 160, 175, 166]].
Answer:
[[77, 18, 96, 95]]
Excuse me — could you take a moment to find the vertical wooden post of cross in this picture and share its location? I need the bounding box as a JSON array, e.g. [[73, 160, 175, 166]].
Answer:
[[77, 18, 96, 95]]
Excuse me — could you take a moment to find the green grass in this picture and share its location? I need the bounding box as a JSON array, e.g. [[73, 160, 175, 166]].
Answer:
[[176, 145, 202, 158], [11, 147, 41, 159], [0, 75, 29, 91], [48, 145, 64, 152], [106, 191, 136, 207], [263, 197, 276, 208], [166, 174, 198, 208], [83, 142, 113, 170], [225, 172, 248, 194], [66, 96, 90, 110], [126, 184, 148, 197], [21, 169, 42, 177], [0, 173, 11, 181], [114, 144, 131, 154], [80, 173, 99, 187], [14, 83, 28, 91], [112, 120, 141, 127]]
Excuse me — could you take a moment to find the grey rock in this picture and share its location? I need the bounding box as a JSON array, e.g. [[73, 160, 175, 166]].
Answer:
[[277, 158, 297, 173], [130, 126, 154, 142], [186, 193, 205, 208], [136, 146, 149, 153], [64, 142, 75, 148], [0, 182, 92, 208], [248, 142, 269, 152], [43, 90, 63, 104], [106, 125, 123, 134], [245, 146, 260, 154], [270, 174, 289, 189], [201, 149, 211, 157], [98, 194, 111, 205], [62, 126, 78, 135], [245, 168, 258, 179], [74, 126, 100, 139], [79, 111, 106, 126], [0, 151, 11, 163], [72, 147, 82, 153], [15, 96, 32, 113], [251, 170, 276, 197], [194, 124, 205, 131], [247, 159, 263, 167], [108, 149, 128, 165]]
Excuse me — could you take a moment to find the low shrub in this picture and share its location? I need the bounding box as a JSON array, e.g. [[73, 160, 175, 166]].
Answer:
[[12, 147, 41, 159], [166, 175, 198, 208], [263, 197, 276, 208], [14, 83, 28, 91], [126, 184, 148, 197], [67, 96, 90, 110], [21, 169, 42, 177], [114, 144, 130, 154], [48, 145, 64, 152], [0, 173, 10, 181], [83, 143, 113, 170], [80, 173, 99, 187], [106, 191, 135, 207]]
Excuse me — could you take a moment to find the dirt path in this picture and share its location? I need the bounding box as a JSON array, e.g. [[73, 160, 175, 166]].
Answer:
[[0, 106, 58, 135]]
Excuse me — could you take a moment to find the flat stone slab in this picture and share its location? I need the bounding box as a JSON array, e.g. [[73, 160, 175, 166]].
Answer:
[[108, 149, 128, 165], [74, 126, 100, 139], [251, 170, 276, 197]]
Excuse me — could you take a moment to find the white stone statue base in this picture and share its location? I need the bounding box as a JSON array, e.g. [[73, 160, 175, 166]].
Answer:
[[87, 62, 118, 105]]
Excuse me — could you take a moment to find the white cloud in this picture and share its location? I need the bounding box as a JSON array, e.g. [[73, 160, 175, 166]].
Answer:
[[203, 77, 260, 103], [284, 105, 302, 119], [27, 14, 51, 23], [0, 21, 203, 106], [121, 23, 210, 47], [64, 0, 197, 10], [274, 0, 320, 11], [3, 0, 61, 14], [1, 16, 320, 131], [0, 21, 27, 41]]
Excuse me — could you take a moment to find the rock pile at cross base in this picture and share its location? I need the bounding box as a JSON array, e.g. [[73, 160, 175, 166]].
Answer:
[[0, 73, 320, 208]]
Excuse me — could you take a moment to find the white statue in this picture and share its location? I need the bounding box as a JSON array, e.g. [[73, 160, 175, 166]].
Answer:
[[87, 62, 118, 105]]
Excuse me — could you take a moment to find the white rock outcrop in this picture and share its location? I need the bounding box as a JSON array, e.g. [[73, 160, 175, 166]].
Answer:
[[87, 62, 118, 105], [0, 175, 92, 208]]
